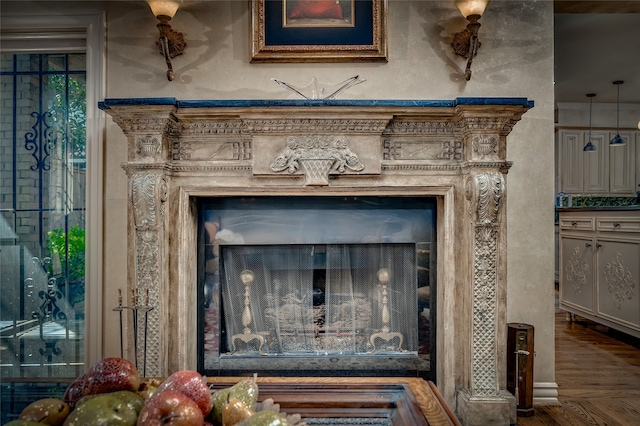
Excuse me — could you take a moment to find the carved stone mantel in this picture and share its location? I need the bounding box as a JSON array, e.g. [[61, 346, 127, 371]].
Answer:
[[100, 98, 532, 426]]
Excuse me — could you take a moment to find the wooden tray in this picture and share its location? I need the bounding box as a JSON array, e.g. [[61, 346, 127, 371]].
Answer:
[[207, 377, 460, 426]]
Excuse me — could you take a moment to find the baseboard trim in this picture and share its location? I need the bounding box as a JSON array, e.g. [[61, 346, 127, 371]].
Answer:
[[533, 382, 559, 404]]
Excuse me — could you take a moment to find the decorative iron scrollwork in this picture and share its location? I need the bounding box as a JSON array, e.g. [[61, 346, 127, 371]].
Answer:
[[24, 111, 57, 171]]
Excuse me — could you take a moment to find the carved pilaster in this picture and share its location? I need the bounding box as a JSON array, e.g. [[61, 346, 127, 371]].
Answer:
[[456, 171, 514, 426], [467, 171, 504, 396], [129, 171, 168, 377], [471, 222, 499, 394]]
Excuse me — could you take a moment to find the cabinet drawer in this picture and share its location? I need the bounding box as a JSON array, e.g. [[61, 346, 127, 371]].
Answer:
[[597, 217, 640, 233], [559, 217, 595, 231]]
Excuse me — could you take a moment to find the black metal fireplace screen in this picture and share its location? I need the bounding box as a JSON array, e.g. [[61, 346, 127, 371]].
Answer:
[[198, 196, 436, 378]]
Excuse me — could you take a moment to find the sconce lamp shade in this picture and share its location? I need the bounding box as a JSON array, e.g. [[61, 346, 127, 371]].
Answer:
[[147, 0, 182, 18], [455, 0, 490, 18]]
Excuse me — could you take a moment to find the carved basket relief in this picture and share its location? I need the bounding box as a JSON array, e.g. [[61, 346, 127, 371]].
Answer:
[[269, 135, 366, 186]]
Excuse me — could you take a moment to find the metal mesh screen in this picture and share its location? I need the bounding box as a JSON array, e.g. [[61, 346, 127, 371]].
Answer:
[[220, 243, 417, 356]]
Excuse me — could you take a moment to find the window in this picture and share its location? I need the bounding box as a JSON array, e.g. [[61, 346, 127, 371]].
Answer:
[[0, 14, 104, 419], [0, 52, 88, 380]]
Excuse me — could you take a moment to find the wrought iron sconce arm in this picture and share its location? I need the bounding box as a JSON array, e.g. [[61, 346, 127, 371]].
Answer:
[[155, 15, 186, 81], [451, 0, 490, 81], [148, 0, 185, 81], [452, 14, 482, 81]]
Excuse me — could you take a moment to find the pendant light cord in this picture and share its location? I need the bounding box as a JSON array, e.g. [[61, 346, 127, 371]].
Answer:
[[616, 82, 620, 133], [589, 95, 593, 141]]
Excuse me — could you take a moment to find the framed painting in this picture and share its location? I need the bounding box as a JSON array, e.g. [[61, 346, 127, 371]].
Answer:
[[250, 0, 388, 63]]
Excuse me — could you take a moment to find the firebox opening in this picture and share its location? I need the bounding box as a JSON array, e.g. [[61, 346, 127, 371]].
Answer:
[[198, 196, 436, 378]]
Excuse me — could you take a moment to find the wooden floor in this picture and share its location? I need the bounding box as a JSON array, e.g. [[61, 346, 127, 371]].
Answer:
[[516, 312, 640, 425]]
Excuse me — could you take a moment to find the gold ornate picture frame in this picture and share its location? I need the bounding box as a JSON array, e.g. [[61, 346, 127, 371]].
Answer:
[[250, 0, 388, 63]]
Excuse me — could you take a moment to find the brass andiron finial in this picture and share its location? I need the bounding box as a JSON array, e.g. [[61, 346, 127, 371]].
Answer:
[[231, 270, 266, 354], [368, 268, 404, 352]]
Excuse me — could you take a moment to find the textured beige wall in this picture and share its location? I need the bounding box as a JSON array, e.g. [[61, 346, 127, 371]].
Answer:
[[3, 0, 556, 387]]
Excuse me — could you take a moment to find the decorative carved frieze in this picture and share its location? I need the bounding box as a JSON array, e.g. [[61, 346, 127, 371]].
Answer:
[[384, 120, 454, 135], [383, 139, 462, 160], [169, 165, 253, 173], [172, 139, 252, 161], [245, 118, 389, 134], [382, 164, 461, 171], [110, 116, 172, 135], [270, 135, 365, 186], [176, 120, 249, 135], [456, 115, 520, 135]]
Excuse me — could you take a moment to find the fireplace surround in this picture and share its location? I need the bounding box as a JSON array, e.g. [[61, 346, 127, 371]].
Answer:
[[100, 97, 532, 425]]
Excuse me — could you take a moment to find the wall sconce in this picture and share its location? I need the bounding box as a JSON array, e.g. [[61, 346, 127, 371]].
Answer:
[[147, 0, 186, 81], [583, 93, 597, 152], [451, 0, 491, 81], [610, 80, 625, 146]]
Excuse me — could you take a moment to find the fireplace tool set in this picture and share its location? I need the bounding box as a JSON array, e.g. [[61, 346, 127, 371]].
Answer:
[[113, 287, 155, 376]]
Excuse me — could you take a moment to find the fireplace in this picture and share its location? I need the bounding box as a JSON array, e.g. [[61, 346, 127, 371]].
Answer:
[[199, 195, 436, 377], [100, 97, 532, 424]]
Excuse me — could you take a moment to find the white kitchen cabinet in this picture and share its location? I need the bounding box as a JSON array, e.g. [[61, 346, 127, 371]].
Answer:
[[609, 132, 636, 194], [557, 129, 585, 193], [559, 208, 640, 338], [557, 129, 638, 195], [583, 130, 609, 193]]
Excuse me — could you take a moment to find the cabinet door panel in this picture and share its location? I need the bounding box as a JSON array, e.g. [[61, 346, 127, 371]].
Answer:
[[609, 132, 636, 194], [560, 236, 596, 313], [558, 130, 584, 194], [597, 238, 640, 329], [583, 131, 609, 193]]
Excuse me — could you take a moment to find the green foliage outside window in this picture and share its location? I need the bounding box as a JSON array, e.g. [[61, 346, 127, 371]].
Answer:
[[47, 224, 86, 295]]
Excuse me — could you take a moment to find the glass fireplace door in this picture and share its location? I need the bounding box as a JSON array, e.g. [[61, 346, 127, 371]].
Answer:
[[220, 243, 417, 356], [199, 196, 435, 377]]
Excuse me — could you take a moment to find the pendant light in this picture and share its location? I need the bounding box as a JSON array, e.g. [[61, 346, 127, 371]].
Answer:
[[610, 80, 625, 146], [583, 93, 597, 152]]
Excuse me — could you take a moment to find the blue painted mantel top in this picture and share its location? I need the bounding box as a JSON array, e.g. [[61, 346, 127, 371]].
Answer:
[[99, 97, 534, 110]]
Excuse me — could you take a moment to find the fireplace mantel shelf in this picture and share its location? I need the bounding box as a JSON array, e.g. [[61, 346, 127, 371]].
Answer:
[[99, 97, 534, 110]]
